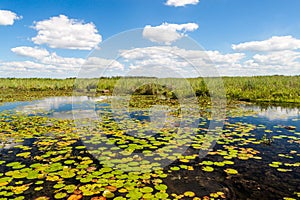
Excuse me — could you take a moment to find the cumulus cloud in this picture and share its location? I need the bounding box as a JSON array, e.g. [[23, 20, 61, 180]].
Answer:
[[11, 46, 50, 60], [0, 10, 22, 25], [31, 15, 102, 50], [205, 50, 245, 65], [4, 33, 300, 77], [11, 46, 85, 67], [120, 46, 201, 77], [120, 46, 244, 66], [0, 59, 81, 78], [227, 35, 300, 76], [119, 46, 243, 77], [1, 61, 51, 70], [252, 50, 300, 65], [143, 22, 198, 45], [165, 0, 199, 7], [0, 62, 77, 77], [0, 61, 57, 75], [85, 57, 124, 70], [231, 50, 300, 76], [3, 46, 82, 77], [78, 57, 124, 78], [232, 36, 300, 52], [119, 44, 300, 77], [243, 50, 300, 72], [40, 53, 85, 68], [2, 45, 123, 78]]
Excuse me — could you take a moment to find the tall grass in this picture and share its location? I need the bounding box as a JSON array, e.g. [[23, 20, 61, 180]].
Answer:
[[1, 76, 300, 103], [0, 78, 75, 91]]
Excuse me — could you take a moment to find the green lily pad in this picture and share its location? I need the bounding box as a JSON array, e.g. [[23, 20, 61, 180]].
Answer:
[[154, 184, 168, 191], [224, 168, 238, 175], [202, 166, 214, 172], [140, 186, 154, 193], [184, 191, 195, 197], [170, 166, 180, 171], [54, 192, 67, 199], [155, 192, 169, 199], [277, 168, 292, 172], [103, 189, 115, 198]]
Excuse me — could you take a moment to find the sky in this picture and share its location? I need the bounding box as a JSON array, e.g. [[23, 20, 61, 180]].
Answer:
[[1, 0, 300, 78]]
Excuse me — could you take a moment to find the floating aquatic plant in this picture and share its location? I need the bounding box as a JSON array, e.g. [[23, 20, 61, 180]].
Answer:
[[224, 168, 238, 175]]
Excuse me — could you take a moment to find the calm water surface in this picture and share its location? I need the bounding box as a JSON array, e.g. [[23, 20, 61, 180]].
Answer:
[[0, 97, 299, 200]]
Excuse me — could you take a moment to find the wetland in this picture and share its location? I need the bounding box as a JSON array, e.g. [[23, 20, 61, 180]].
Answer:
[[0, 93, 299, 200]]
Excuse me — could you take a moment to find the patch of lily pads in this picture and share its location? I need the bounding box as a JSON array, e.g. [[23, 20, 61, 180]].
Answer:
[[0, 101, 299, 199]]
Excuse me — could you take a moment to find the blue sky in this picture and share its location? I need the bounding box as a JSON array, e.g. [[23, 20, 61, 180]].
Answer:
[[1, 0, 300, 77]]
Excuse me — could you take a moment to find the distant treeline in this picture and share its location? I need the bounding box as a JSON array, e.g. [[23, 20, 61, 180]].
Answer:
[[1, 75, 300, 103]]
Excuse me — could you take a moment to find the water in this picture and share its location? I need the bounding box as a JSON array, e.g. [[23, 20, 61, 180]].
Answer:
[[0, 96, 110, 119], [165, 105, 300, 199], [0, 97, 299, 199]]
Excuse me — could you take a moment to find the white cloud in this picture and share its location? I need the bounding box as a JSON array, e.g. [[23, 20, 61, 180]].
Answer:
[[10, 46, 85, 68], [31, 15, 102, 50], [40, 52, 85, 68], [120, 46, 199, 77], [120, 46, 244, 67], [252, 50, 300, 66], [165, 0, 199, 7], [119, 46, 243, 77], [0, 59, 80, 78], [2, 46, 123, 78], [11, 46, 50, 60], [2, 46, 84, 77], [85, 57, 124, 70], [0, 61, 56, 72], [119, 45, 300, 77], [4, 33, 300, 78], [241, 50, 300, 75], [3, 45, 300, 77], [222, 50, 300, 76], [228, 36, 300, 76], [0, 10, 22, 25], [143, 22, 198, 45], [232, 36, 300, 52], [78, 57, 124, 78], [205, 50, 245, 65]]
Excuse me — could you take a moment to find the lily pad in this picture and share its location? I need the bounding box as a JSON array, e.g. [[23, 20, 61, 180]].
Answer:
[[202, 166, 214, 172], [224, 168, 238, 175]]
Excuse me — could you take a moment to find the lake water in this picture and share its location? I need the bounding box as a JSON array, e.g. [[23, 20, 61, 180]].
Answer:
[[0, 96, 299, 199]]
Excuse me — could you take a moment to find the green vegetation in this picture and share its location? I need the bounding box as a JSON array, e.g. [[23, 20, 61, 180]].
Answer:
[[1, 75, 300, 104], [0, 78, 75, 102], [222, 76, 300, 103]]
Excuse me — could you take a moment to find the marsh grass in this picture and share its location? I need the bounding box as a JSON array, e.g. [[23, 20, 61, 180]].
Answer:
[[1, 76, 300, 104]]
